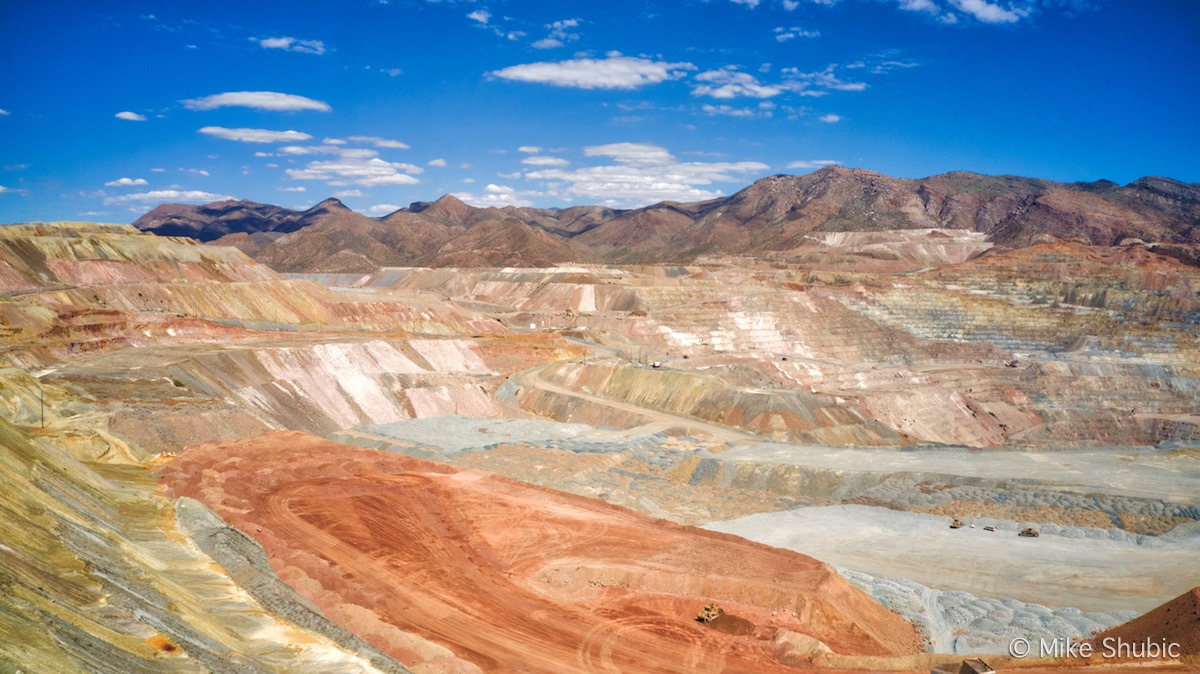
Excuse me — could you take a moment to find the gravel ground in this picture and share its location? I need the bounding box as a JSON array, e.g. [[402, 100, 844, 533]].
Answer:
[[832, 565, 1136, 655], [704, 505, 1200, 613]]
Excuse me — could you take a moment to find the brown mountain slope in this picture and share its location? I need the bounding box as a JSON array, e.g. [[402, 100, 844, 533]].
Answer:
[[135, 197, 355, 242], [137, 167, 1200, 270]]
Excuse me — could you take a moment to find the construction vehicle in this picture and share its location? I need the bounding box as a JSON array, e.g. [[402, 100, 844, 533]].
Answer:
[[949, 518, 964, 529], [1019, 527, 1039, 537], [695, 604, 724, 623]]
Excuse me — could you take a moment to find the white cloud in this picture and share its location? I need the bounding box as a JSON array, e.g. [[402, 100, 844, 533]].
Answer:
[[948, 0, 1028, 22], [380, 67, 402, 77], [286, 156, 423, 187], [105, 177, 149, 187], [103, 189, 231, 205], [584, 142, 674, 166], [467, 9, 491, 23], [347, 135, 411, 149], [491, 54, 696, 90], [819, 113, 841, 123], [277, 186, 307, 192], [181, 168, 210, 175], [332, 189, 366, 198], [462, 178, 475, 184], [731, 0, 761, 7], [182, 91, 331, 112], [522, 156, 569, 167], [692, 68, 789, 99], [702, 103, 774, 118], [518, 145, 542, 153], [783, 0, 800, 8], [150, 167, 165, 172], [0, 185, 10, 193], [526, 142, 768, 206], [774, 26, 820, 41], [368, 203, 402, 214], [453, 190, 535, 207], [323, 137, 347, 145], [485, 183, 515, 194], [199, 126, 313, 143], [781, 65, 867, 92], [898, 0, 940, 13], [278, 144, 377, 159], [258, 36, 326, 55], [533, 18, 581, 49], [786, 159, 840, 169], [427, 158, 448, 167], [115, 111, 147, 121], [0, 109, 9, 115]]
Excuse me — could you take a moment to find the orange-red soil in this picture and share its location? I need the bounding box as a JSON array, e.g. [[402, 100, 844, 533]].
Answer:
[[1092, 587, 1200, 658], [160, 432, 924, 673]]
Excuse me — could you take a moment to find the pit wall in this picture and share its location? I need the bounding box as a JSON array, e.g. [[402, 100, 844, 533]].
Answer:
[[0, 413, 408, 673], [524, 362, 903, 445]]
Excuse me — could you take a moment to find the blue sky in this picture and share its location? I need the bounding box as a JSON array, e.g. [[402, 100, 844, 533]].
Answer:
[[0, 0, 1197, 221]]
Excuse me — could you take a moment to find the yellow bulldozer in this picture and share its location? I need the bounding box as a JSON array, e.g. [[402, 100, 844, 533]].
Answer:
[[695, 604, 724, 623]]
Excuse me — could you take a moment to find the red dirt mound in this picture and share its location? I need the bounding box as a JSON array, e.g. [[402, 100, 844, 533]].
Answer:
[[1091, 587, 1200, 658], [160, 431, 924, 673]]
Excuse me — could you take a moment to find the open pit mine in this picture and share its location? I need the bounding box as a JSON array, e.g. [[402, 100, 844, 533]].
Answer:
[[2, 169, 1199, 673]]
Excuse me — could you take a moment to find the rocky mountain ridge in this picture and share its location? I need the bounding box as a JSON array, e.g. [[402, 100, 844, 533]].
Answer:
[[132, 167, 1200, 272]]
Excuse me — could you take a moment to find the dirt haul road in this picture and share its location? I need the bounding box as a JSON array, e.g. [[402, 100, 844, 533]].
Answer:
[[160, 432, 923, 673]]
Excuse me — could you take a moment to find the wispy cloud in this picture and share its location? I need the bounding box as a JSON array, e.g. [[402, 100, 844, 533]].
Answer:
[[332, 189, 366, 198], [949, 0, 1029, 23], [781, 65, 867, 92], [104, 177, 149, 186], [692, 68, 788, 99], [286, 156, 423, 187], [774, 26, 820, 41], [898, 0, 940, 13], [103, 189, 231, 205], [454, 184, 536, 207], [200, 126, 313, 143], [467, 9, 491, 24], [427, 158, 448, 167], [115, 111, 147, 121], [524, 142, 768, 206], [346, 135, 411, 149], [491, 53, 696, 90], [522, 156, 569, 167], [702, 102, 775, 118], [257, 36, 326, 55], [0, 109, 9, 116], [368, 203, 402, 214], [532, 18, 581, 49], [786, 159, 840, 169], [183, 91, 331, 112], [819, 113, 841, 123], [518, 146, 542, 153]]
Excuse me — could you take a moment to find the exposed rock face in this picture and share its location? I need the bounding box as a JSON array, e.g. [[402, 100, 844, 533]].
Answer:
[[160, 432, 926, 673], [134, 168, 1200, 271]]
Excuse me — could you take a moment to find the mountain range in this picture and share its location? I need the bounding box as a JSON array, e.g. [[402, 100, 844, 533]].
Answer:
[[133, 167, 1200, 272]]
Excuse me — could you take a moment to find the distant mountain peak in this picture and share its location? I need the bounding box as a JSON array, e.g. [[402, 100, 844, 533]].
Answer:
[[309, 197, 350, 212]]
